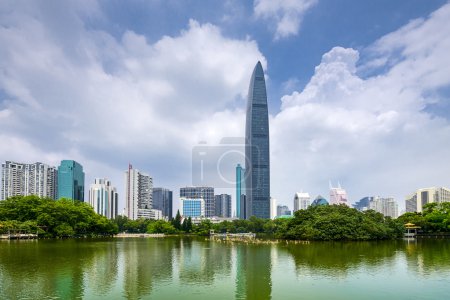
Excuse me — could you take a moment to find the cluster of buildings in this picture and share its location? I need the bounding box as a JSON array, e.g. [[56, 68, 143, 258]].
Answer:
[[2, 62, 448, 223]]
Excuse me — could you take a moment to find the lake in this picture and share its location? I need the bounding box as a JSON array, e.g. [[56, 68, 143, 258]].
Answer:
[[1, 237, 449, 299]]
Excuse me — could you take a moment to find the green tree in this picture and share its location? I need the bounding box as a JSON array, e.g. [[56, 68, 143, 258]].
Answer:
[[172, 210, 182, 231]]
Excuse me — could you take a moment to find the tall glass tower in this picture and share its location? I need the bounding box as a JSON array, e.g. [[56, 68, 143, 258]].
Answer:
[[245, 61, 270, 219], [57, 160, 85, 201]]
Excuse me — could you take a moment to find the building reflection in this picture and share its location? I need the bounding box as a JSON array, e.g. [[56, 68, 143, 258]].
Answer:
[[175, 238, 232, 285], [121, 238, 174, 299], [0, 239, 94, 299], [235, 243, 272, 300]]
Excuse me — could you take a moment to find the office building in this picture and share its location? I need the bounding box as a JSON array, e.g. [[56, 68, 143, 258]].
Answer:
[[277, 205, 291, 216], [329, 183, 349, 206], [215, 194, 231, 218], [124, 164, 153, 220], [311, 195, 329, 207], [180, 186, 214, 217], [293, 192, 310, 212], [58, 160, 85, 201], [88, 178, 118, 219], [180, 197, 205, 218], [369, 197, 398, 218], [236, 164, 246, 219], [353, 196, 374, 211], [1, 161, 57, 200], [153, 188, 173, 220], [405, 187, 450, 213], [245, 61, 270, 219]]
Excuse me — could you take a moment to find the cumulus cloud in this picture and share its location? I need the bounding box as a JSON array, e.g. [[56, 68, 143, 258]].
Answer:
[[271, 4, 450, 209], [254, 0, 318, 39], [0, 1, 265, 209]]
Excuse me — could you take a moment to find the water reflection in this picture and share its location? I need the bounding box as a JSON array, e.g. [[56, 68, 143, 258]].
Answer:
[[282, 241, 403, 278], [1, 238, 450, 299], [119, 238, 173, 299], [235, 244, 272, 300]]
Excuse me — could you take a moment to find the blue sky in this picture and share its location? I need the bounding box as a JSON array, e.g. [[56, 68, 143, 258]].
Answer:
[[1, 0, 449, 215]]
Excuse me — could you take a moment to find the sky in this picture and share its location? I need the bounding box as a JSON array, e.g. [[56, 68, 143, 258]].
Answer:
[[1, 0, 449, 215]]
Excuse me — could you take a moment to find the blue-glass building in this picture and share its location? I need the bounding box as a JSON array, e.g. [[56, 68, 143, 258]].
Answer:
[[180, 198, 204, 218], [311, 195, 329, 207], [57, 160, 85, 201], [245, 61, 270, 219], [236, 164, 246, 219], [153, 187, 173, 219]]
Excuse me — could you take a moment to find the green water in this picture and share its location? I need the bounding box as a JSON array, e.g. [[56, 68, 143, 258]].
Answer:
[[0, 238, 449, 299]]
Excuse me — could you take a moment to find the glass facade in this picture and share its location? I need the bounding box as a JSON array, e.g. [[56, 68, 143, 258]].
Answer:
[[57, 160, 85, 201], [181, 198, 204, 217], [153, 187, 173, 220], [236, 164, 246, 219], [180, 187, 214, 217], [245, 61, 270, 219]]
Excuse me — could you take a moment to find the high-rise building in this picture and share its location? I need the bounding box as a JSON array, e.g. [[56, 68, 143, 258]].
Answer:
[[353, 197, 374, 211], [58, 160, 85, 201], [153, 188, 173, 220], [1, 161, 58, 200], [214, 194, 232, 218], [124, 164, 153, 220], [180, 187, 214, 217], [88, 178, 118, 219], [270, 197, 277, 219], [329, 183, 349, 206], [245, 61, 270, 219], [369, 197, 398, 218], [405, 187, 450, 213], [236, 164, 246, 219], [276, 205, 291, 216], [293, 192, 310, 212], [180, 197, 205, 218]]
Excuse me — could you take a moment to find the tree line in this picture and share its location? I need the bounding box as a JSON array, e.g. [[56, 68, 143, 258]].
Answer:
[[0, 195, 117, 237], [3, 195, 450, 240]]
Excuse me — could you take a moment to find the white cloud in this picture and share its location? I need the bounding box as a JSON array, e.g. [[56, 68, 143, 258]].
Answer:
[[0, 1, 265, 211], [271, 4, 450, 209], [254, 0, 318, 39]]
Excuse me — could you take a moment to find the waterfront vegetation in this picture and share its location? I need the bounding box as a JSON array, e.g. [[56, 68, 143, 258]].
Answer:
[[0, 195, 117, 237], [2, 196, 450, 240]]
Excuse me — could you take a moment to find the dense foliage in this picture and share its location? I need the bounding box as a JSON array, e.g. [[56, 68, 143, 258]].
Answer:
[[0, 195, 118, 237], [112, 206, 405, 240], [280, 204, 404, 240], [398, 202, 450, 233]]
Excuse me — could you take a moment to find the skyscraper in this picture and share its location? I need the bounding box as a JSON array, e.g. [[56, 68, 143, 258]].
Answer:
[[236, 164, 246, 219], [124, 164, 153, 220], [293, 192, 310, 212], [88, 178, 118, 219], [214, 194, 232, 218], [245, 61, 270, 219], [58, 160, 85, 201], [1, 161, 58, 200], [153, 187, 173, 220], [369, 197, 398, 218], [180, 186, 214, 217], [329, 183, 349, 206]]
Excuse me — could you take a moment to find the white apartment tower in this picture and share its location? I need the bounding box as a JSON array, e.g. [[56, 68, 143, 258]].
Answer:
[[124, 164, 153, 220], [293, 192, 310, 212], [405, 187, 450, 213], [369, 197, 398, 218], [1, 161, 58, 200], [89, 178, 118, 219]]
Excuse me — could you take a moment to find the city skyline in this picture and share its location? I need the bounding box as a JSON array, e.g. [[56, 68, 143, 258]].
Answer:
[[1, 1, 449, 213]]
